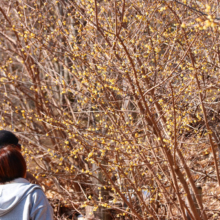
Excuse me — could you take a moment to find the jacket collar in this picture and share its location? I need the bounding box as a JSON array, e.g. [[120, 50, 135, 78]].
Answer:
[[10, 178, 30, 184], [0, 178, 29, 196], [0, 178, 29, 185]]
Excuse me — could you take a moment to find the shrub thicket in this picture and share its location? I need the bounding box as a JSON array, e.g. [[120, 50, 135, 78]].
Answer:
[[0, 0, 220, 219]]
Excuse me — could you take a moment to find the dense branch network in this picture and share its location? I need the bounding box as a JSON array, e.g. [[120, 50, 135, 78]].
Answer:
[[0, 0, 220, 219]]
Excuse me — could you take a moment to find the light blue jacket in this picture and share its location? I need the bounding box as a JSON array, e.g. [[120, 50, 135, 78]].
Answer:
[[0, 178, 53, 220]]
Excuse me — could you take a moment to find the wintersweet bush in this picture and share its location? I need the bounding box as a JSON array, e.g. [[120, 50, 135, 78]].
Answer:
[[0, 0, 220, 219]]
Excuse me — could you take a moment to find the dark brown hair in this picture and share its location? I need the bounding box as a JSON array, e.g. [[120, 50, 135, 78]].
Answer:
[[0, 130, 19, 149], [0, 146, 26, 183]]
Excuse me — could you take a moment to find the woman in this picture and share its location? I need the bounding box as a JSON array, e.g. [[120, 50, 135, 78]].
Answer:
[[0, 146, 53, 220]]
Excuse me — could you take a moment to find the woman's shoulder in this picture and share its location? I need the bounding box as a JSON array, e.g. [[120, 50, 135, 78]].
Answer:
[[30, 185, 53, 217], [30, 186, 48, 203]]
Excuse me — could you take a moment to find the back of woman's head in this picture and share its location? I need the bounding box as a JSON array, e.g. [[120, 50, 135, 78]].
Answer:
[[0, 130, 19, 149], [0, 146, 26, 183]]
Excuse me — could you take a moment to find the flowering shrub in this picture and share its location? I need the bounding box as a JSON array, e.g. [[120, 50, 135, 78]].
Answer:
[[0, 0, 220, 219]]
